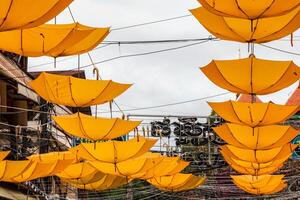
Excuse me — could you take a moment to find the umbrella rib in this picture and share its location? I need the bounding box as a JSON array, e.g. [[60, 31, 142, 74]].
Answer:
[[68, 76, 79, 107], [234, 0, 250, 19], [46, 23, 78, 57], [260, 62, 295, 94], [101, 118, 119, 140], [257, 102, 271, 127], [82, 80, 112, 107], [213, 62, 248, 93], [229, 101, 245, 125], [259, 10, 300, 42], [218, 15, 247, 42], [77, 113, 93, 140], [256, 0, 276, 19], [0, 0, 13, 29]]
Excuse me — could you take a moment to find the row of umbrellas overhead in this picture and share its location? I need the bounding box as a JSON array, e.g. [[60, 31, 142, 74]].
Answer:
[[191, 0, 300, 195], [27, 72, 205, 191], [0, 0, 206, 193]]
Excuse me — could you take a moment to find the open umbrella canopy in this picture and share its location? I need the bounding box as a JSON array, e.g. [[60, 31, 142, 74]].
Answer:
[[11, 160, 73, 183], [148, 173, 206, 192], [223, 155, 285, 175], [69, 136, 157, 163], [29, 72, 131, 107], [27, 151, 78, 163], [131, 157, 189, 180], [0, 23, 109, 57], [0, 160, 32, 181], [52, 112, 141, 141], [214, 123, 298, 149], [0, 151, 10, 161], [190, 7, 300, 43], [201, 57, 300, 95], [68, 175, 129, 191], [197, 0, 300, 19], [0, 0, 73, 31], [0, 159, 72, 182], [220, 144, 298, 163], [229, 162, 283, 176], [232, 175, 287, 195], [209, 101, 299, 127], [60, 171, 106, 185], [89, 153, 164, 178], [223, 153, 289, 170], [56, 162, 98, 180]]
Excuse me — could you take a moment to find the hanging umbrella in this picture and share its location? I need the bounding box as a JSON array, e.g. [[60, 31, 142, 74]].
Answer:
[[220, 144, 298, 163], [89, 153, 164, 179], [229, 162, 283, 176], [232, 175, 287, 195], [201, 57, 300, 95], [69, 136, 157, 163], [214, 123, 298, 149], [56, 162, 99, 180], [52, 112, 141, 141], [209, 101, 299, 127], [190, 7, 300, 43], [0, 23, 109, 57], [27, 151, 78, 163], [61, 172, 106, 185], [131, 157, 189, 180], [10, 160, 73, 183], [0, 151, 10, 161], [0, 160, 32, 181], [223, 154, 285, 175], [147, 173, 206, 192], [29, 72, 131, 107], [0, 0, 73, 31], [68, 174, 130, 191], [197, 0, 300, 19]]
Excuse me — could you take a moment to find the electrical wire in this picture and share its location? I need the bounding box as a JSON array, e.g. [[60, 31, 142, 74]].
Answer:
[[259, 43, 300, 56], [28, 37, 217, 70], [110, 14, 192, 31]]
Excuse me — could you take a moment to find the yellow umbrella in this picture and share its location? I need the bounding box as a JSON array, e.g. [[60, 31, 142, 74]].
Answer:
[[232, 175, 287, 195], [27, 151, 78, 163], [148, 173, 205, 192], [239, 183, 287, 195], [0, 23, 109, 57], [29, 72, 131, 107], [0, 151, 10, 161], [223, 155, 285, 175], [197, 0, 300, 19], [0, 160, 32, 181], [52, 112, 141, 141], [89, 153, 164, 178], [214, 123, 298, 149], [209, 101, 299, 127], [69, 136, 157, 163], [201, 57, 300, 95], [190, 7, 300, 43], [68, 174, 129, 191], [132, 157, 189, 180], [60, 171, 106, 185], [0, 0, 73, 31], [11, 160, 73, 183], [220, 144, 298, 163], [56, 162, 98, 180]]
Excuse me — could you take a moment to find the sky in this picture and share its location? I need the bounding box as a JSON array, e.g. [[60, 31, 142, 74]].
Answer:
[[28, 0, 300, 118]]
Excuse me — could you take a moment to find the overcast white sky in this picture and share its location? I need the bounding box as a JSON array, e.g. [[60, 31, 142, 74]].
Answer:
[[28, 0, 300, 118]]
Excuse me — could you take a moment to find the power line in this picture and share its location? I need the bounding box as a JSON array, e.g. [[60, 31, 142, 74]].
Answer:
[[110, 14, 192, 31], [28, 37, 217, 69], [78, 39, 216, 70], [94, 92, 231, 114], [259, 43, 300, 56]]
